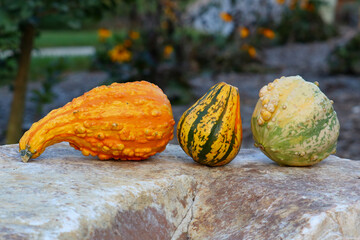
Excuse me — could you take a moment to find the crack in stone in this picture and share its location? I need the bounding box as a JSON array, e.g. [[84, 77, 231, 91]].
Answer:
[[170, 185, 197, 240], [328, 210, 344, 237], [186, 194, 196, 236], [325, 203, 360, 238]]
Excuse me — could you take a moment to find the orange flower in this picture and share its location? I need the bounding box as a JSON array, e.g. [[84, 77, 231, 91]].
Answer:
[[290, 0, 298, 9], [164, 0, 177, 8], [301, 1, 315, 11], [108, 44, 132, 63], [220, 12, 233, 22], [276, 0, 286, 4], [163, 45, 174, 58], [164, 7, 177, 21], [306, 3, 315, 11], [98, 28, 112, 41], [241, 44, 257, 58], [248, 46, 257, 58], [124, 39, 132, 48], [161, 21, 169, 29], [129, 31, 140, 40], [238, 27, 250, 38], [261, 28, 275, 39]]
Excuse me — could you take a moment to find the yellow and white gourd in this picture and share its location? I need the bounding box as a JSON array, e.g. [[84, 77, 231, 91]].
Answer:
[[251, 76, 340, 166]]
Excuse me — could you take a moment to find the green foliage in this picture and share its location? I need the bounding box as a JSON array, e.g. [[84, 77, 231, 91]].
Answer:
[[37, 14, 100, 30], [0, 55, 17, 86], [0, 0, 120, 50], [0, 0, 120, 84], [30, 59, 62, 117], [0, 0, 120, 85], [0, 0, 121, 86], [275, 0, 337, 43], [328, 33, 360, 74]]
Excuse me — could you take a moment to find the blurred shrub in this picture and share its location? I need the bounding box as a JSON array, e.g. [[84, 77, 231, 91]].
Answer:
[[186, 30, 263, 73], [275, 0, 337, 43], [31, 59, 64, 119], [94, 0, 276, 104], [328, 33, 360, 74], [29, 56, 91, 80], [38, 14, 99, 30], [336, 1, 360, 27], [0, 55, 17, 87]]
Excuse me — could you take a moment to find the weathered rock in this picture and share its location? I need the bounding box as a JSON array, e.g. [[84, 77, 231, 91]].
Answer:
[[0, 143, 360, 239]]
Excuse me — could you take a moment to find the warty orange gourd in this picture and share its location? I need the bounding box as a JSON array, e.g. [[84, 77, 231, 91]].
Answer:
[[19, 81, 175, 162]]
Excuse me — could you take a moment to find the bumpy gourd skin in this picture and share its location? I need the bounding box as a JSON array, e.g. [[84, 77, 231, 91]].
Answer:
[[251, 76, 340, 166], [177, 82, 242, 167], [19, 81, 175, 162]]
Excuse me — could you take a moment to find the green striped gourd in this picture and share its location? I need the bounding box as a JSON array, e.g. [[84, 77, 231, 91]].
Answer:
[[177, 82, 242, 166], [251, 76, 340, 166]]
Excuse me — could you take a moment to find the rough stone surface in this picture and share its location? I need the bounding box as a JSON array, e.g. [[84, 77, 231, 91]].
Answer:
[[0, 143, 360, 239]]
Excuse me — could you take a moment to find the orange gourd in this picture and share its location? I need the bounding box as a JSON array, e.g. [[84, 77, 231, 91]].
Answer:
[[19, 81, 175, 162]]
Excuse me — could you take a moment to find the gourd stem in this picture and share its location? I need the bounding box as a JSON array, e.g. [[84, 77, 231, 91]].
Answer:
[[20, 148, 33, 163]]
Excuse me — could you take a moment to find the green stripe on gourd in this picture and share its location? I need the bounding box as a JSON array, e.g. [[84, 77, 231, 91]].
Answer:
[[185, 85, 227, 157], [196, 90, 231, 162], [177, 82, 242, 167]]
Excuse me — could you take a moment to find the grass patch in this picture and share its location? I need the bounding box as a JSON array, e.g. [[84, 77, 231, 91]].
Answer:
[[35, 30, 126, 48], [35, 30, 100, 48]]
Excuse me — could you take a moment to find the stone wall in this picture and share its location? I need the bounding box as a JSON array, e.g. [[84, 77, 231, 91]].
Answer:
[[0, 143, 359, 239]]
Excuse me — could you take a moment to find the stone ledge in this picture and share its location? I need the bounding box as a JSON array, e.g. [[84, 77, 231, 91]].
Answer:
[[0, 143, 359, 239]]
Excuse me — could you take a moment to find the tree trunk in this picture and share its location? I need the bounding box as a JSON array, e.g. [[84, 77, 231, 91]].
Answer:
[[6, 23, 35, 144]]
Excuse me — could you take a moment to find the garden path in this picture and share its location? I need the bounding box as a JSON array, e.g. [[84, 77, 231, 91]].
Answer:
[[0, 46, 95, 59]]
